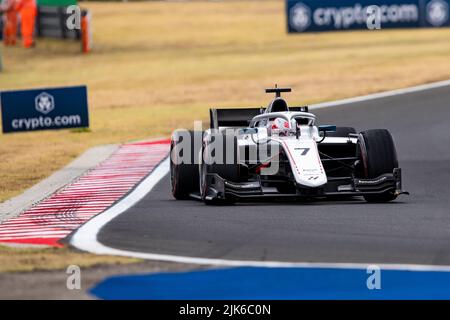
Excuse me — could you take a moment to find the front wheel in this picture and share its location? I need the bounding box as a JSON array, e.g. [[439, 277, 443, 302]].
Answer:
[[200, 133, 240, 205], [357, 129, 399, 203], [170, 130, 202, 200]]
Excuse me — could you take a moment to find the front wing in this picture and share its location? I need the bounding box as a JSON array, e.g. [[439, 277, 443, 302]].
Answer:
[[200, 168, 407, 201]]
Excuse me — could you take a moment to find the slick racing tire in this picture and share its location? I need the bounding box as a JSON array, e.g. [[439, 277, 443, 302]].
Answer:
[[327, 127, 356, 137], [170, 130, 203, 200], [200, 133, 239, 205], [357, 129, 399, 203]]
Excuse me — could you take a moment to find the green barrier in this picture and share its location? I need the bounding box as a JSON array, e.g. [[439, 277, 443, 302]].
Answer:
[[37, 0, 77, 6]]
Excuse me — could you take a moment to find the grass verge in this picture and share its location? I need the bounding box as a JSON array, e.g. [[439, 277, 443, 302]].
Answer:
[[0, 244, 141, 273]]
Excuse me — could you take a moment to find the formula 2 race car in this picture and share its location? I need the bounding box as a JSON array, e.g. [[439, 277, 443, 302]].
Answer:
[[170, 87, 408, 204]]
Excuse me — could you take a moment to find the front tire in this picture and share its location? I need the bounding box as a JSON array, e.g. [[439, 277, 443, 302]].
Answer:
[[170, 130, 203, 200], [200, 132, 239, 205], [357, 129, 399, 203]]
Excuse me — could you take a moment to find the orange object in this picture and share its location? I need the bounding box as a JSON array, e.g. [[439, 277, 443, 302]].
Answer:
[[1, 0, 18, 45], [81, 11, 92, 53], [15, 0, 36, 48]]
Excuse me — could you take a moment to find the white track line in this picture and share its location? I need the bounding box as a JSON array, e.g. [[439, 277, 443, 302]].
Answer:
[[71, 79, 450, 271]]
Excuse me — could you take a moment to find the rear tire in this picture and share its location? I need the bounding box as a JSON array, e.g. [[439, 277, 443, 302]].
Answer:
[[357, 129, 398, 203], [170, 130, 203, 200]]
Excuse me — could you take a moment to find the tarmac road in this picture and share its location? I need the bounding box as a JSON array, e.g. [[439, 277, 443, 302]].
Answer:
[[97, 85, 450, 266]]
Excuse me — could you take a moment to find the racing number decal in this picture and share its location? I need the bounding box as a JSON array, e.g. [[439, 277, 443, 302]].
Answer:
[[294, 148, 310, 156]]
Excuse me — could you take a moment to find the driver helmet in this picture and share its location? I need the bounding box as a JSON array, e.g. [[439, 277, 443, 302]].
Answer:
[[269, 117, 290, 135]]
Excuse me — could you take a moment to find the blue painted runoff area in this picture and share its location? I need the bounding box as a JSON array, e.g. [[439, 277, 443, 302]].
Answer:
[[90, 266, 450, 300]]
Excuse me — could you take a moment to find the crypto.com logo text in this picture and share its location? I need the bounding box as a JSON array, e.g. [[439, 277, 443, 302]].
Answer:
[[289, 2, 420, 31]]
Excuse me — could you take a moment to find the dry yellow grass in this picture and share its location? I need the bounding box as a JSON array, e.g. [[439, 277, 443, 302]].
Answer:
[[0, 245, 141, 273], [1, 0, 450, 202]]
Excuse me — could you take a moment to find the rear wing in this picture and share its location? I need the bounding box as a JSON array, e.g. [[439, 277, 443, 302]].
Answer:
[[209, 106, 309, 128]]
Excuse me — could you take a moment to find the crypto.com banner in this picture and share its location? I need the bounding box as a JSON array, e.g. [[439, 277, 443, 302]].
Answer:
[[0, 86, 89, 133], [287, 0, 450, 32]]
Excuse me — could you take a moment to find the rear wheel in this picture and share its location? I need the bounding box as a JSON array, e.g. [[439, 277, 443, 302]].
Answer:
[[170, 130, 203, 200], [357, 129, 398, 203]]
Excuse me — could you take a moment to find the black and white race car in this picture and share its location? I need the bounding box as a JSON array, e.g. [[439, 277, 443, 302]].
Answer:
[[170, 87, 407, 204]]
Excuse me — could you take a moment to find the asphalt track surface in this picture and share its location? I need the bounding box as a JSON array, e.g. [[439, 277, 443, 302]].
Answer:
[[98, 86, 450, 266]]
